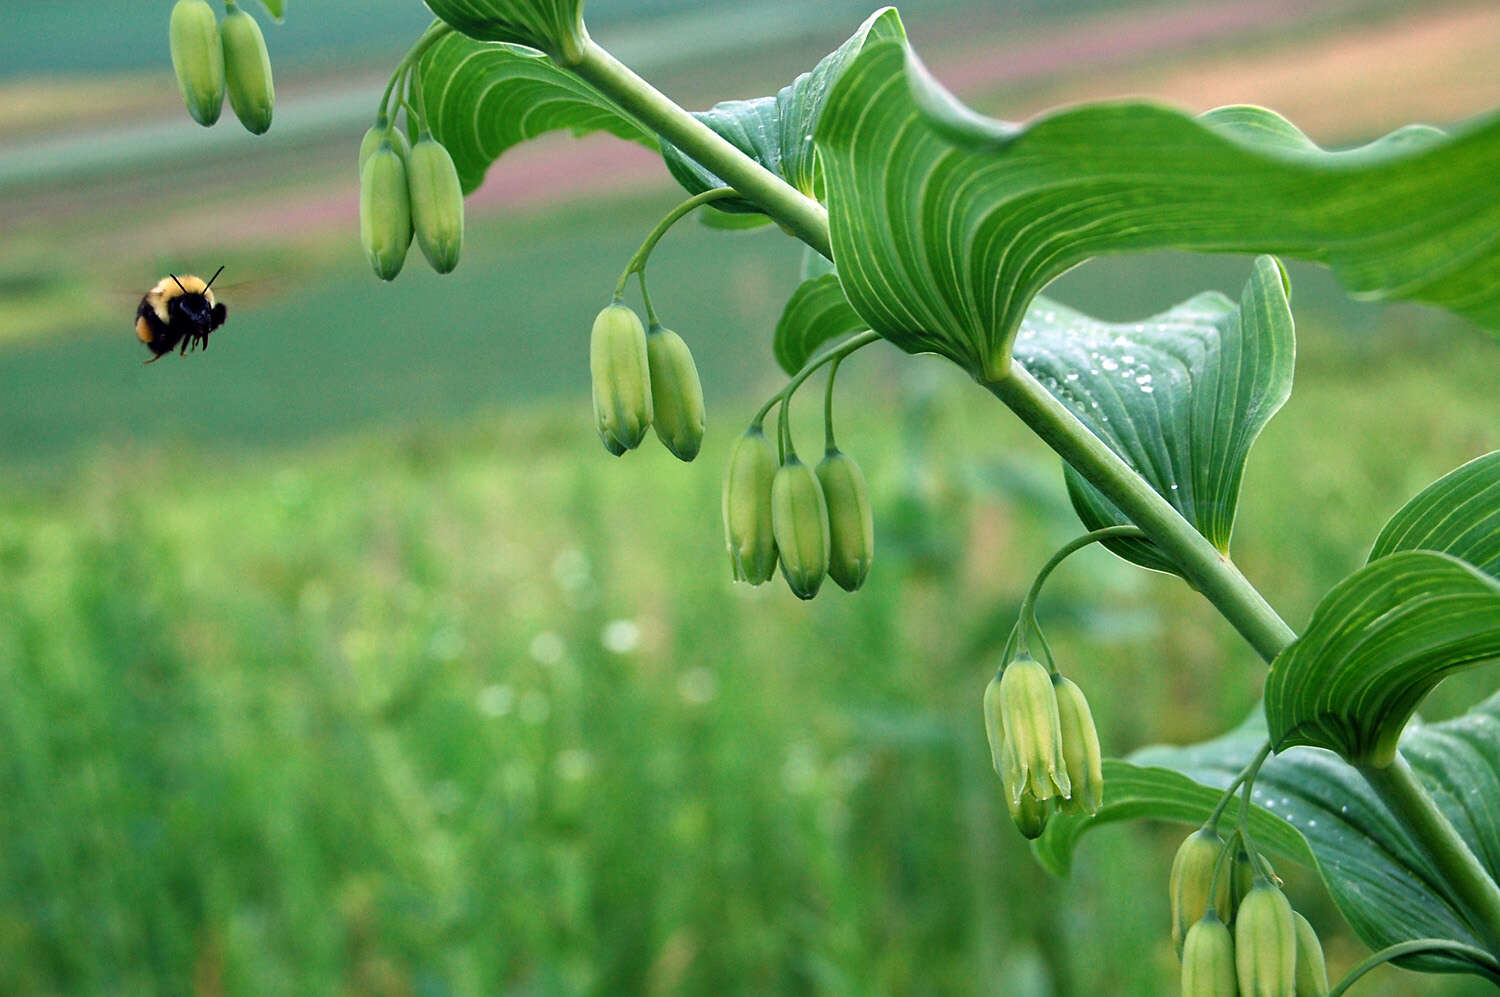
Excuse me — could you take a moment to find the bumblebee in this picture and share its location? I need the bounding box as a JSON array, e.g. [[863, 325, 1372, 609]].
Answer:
[[136, 267, 227, 362]]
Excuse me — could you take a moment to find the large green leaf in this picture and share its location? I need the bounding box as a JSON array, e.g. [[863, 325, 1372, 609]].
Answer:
[[659, 7, 905, 216], [1017, 255, 1293, 574], [1038, 699, 1500, 979], [424, 0, 587, 63], [773, 274, 865, 375], [770, 256, 1292, 570], [1370, 451, 1500, 576], [418, 33, 652, 195], [1265, 453, 1500, 766], [815, 40, 1500, 381]]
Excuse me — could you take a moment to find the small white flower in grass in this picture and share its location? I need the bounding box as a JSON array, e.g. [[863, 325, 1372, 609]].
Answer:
[[601, 618, 641, 654]]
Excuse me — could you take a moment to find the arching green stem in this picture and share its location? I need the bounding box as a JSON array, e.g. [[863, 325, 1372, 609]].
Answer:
[[750, 330, 882, 430], [1015, 526, 1147, 666], [571, 40, 832, 259], [636, 272, 660, 328], [613, 188, 738, 299], [379, 21, 453, 120], [1236, 742, 1275, 880], [1358, 757, 1500, 952], [1328, 939, 1500, 996], [823, 354, 844, 452]]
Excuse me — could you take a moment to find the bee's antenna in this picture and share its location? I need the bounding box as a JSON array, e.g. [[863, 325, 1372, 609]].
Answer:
[[169, 273, 188, 294], [204, 265, 226, 290]]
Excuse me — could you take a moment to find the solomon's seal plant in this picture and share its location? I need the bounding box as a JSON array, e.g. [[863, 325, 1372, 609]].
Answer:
[[163, 0, 1500, 990]]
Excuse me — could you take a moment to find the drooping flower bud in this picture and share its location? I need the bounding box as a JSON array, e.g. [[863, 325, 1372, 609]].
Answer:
[[982, 670, 1007, 778], [1231, 846, 1276, 918], [722, 427, 778, 584], [221, 0, 274, 134], [1052, 674, 1102, 816], [1235, 879, 1296, 997], [997, 654, 1070, 804], [1170, 828, 1232, 956], [1181, 912, 1238, 997], [646, 326, 705, 462], [1292, 912, 1329, 997], [359, 140, 413, 281], [359, 119, 410, 175], [169, 0, 225, 127], [1007, 790, 1056, 840], [815, 448, 874, 592], [406, 137, 466, 273], [590, 304, 653, 452], [771, 455, 830, 599]]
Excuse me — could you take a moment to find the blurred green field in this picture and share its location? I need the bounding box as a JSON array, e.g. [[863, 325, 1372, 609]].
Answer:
[[1, 299, 1497, 993], [4, 1, 1500, 994]]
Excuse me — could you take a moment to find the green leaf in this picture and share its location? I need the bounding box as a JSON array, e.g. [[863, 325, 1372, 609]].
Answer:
[[258, 0, 283, 20], [815, 40, 1500, 380], [659, 7, 905, 215], [773, 274, 866, 375], [1265, 551, 1500, 766], [1038, 699, 1500, 979], [418, 34, 653, 196], [1017, 256, 1293, 574], [1370, 451, 1500, 576], [425, 0, 587, 64], [1265, 453, 1500, 765]]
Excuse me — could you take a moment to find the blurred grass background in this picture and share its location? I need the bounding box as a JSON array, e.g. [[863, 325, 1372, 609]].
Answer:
[[1, 0, 1499, 993]]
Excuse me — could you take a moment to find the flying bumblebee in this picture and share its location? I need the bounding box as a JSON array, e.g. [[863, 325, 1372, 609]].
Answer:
[[135, 266, 227, 362]]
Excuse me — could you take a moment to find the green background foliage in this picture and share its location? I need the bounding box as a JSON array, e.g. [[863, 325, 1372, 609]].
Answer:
[[2, 0, 1499, 993]]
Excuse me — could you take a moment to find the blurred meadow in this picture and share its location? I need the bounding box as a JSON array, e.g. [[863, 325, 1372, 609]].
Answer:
[[2, 0, 1499, 994]]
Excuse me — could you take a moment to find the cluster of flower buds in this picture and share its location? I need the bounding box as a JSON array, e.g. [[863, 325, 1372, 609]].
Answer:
[[169, 0, 275, 134], [720, 430, 874, 599], [589, 304, 705, 462], [359, 118, 465, 280], [981, 653, 1103, 837], [1172, 830, 1329, 995]]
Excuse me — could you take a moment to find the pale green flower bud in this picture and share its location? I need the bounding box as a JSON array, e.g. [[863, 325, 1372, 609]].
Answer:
[[359, 119, 410, 175], [722, 427, 778, 584], [646, 326, 705, 462], [982, 670, 1006, 778], [815, 448, 874, 592], [1182, 912, 1239, 997], [590, 304, 653, 452], [1235, 879, 1296, 997], [1052, 674, 1102, 815], [771, 456, 830, 600], [1292, 912, 1328, 997], [997, 654, 1070, 803], [1170, 828, 1232, 956], [407, 137, 465, 273], [221, 1, 274, 134], [169, 0, 225, 127], [359, 141, 412, 281]]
